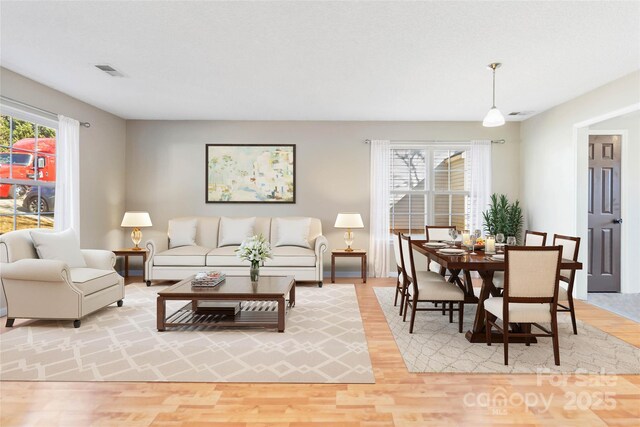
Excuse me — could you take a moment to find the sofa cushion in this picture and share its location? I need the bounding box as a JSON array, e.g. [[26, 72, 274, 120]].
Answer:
[[264, 246, 316, 267], [70, 268, 120, 295], [218, 217, 256, 247], [169, 218, 198, 248], [272, 217, 311, 248], [206, 246, 249, 266], [154, 246, 211, 266], [30, 228, 87, 268]]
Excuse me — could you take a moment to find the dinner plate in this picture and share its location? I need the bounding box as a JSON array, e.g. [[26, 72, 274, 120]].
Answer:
[[438, 248, 466, 255], [424, 242, 448, 248], [491, 254, 505, 260]]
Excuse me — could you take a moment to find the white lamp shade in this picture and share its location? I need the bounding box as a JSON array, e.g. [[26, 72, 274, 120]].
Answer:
[[334, 213, 364, 229], [482, 107, 505, 127], [121, 212, 152, 227]]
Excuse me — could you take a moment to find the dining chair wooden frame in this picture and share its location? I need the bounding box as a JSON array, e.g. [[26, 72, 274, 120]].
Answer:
[[553, 234, 581, 335], [485, 245, 563, 366], [399, 233, 465, 334], [524, 230, 548, 246], [391, 230, 408, 316], [425, 225, 456, 312]]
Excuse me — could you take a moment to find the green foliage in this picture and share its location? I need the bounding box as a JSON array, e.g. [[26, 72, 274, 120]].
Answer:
[[482, 194, 524, 243], [1, 115, 56, 152]]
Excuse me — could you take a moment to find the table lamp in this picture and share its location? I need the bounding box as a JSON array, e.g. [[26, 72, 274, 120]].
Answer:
[[121, 212, 152, 250], [334, 212, 364, 252]]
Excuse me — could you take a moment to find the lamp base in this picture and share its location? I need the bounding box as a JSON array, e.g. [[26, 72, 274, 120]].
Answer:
[[131, 228, 143, 251], [344, 246, 354, 252]]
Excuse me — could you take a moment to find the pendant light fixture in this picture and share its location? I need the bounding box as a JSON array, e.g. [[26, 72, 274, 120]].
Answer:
[[482, 62, 505, 127]]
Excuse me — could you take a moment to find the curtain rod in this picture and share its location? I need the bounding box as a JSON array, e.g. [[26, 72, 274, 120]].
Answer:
[[364, 138, 505, 144], [0, 95, 91, 128]]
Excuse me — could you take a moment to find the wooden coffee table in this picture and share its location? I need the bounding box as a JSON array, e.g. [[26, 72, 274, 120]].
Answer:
[[157, 275, 296, 332]]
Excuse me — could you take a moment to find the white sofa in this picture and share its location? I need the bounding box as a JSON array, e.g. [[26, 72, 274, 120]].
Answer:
[[145, 216, 328, 286], [0, 229, 125, 328]]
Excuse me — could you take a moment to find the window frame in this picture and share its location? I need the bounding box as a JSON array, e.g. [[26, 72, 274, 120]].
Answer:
[[389, 142, 471, 237], [0, 104, 58, 233]]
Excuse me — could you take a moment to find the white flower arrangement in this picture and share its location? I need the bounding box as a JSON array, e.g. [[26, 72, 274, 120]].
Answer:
[[235, 234, 272, 268]]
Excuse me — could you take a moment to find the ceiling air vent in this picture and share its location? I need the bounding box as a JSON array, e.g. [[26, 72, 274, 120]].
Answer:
[[508, 111, 535, 116], [95, 64, 124, 77]]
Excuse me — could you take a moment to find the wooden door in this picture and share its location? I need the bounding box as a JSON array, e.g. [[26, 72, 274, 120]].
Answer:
[[588, 135, 622, 292]]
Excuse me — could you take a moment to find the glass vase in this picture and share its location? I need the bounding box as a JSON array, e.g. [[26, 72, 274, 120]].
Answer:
[[250, 262, 260, 282]]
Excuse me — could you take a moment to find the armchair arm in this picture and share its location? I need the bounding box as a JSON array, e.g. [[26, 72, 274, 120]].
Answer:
[[144, 239, 157, 281], [81, 249, 116, 270], [314, 235, 328, 256], [1, 259, 70, 282]]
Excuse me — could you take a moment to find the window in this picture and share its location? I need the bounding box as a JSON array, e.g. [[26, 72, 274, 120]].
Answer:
[[389, 144, 470, 234], [0, 114, 56, 233]]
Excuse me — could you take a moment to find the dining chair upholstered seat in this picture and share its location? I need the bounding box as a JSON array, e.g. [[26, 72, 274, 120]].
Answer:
[[493, 230, 548, 289], [484, 299, 552, 323], [399, 233, 465, 334], [485, 245, 563, 366]]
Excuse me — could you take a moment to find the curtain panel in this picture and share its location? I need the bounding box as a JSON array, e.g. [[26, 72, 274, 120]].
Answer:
[[469, 140, 492, 233], [368, 140, 391, 277], [54, 115, 80, 233]]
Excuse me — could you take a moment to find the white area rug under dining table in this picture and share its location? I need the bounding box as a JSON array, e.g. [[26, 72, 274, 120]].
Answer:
[[374, 287, 640, 374], [0, 283, 374, 383]]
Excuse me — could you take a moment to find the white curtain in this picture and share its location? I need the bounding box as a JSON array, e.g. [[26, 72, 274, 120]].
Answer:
[[54, 115, 80, 233], [368, 140, 391, 277], [469, 140, 492, 233]]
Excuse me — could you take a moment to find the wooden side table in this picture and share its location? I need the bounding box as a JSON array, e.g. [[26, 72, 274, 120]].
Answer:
[[113, 248, 149, 285], [331, 249, 367, 284]]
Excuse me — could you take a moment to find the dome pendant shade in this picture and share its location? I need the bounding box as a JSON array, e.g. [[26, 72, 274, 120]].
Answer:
[[483, 62, 505, 128], [483, 107, 505, 127]]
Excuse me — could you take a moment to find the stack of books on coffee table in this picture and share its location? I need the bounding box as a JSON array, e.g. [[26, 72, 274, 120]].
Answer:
[[191, 271, 226, 287]]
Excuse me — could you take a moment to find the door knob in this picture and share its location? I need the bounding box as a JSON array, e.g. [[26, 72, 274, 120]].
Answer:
[[613, 218, 623, 224]]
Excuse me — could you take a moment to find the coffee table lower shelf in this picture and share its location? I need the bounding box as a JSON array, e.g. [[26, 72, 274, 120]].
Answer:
[[159, 300, 292, 332]]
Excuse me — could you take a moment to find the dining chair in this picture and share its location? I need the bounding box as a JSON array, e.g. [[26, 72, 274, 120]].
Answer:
[[399, 233, 465, 333], [553, 234, 581, 335], [392, 230, 430, 316], [425, 225, 456, 275], [494, 230, 548, 289], [485, 245, 563, 365]]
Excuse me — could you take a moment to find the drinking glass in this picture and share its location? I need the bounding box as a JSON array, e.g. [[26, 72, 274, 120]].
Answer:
[[506, 236, 517, 246], [469, 235, 478, 255], [448, 228, 458, 245], [496, 233, 505, 244], [473, 229, 482, 239]]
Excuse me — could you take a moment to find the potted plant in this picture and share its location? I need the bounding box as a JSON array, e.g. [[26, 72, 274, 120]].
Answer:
[[482, 194, 524, 243], [236, 234, 272, 282]]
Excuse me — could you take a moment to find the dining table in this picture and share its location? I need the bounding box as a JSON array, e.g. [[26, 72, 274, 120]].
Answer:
[[411, 239, 583, 344]]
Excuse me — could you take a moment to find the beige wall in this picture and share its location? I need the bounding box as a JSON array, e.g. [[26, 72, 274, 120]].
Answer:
[[126, 120, 521, 275], [520, 70, 640, 296], [0, 68, 127, 248]]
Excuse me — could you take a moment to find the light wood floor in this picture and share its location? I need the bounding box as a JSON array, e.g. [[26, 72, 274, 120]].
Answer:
[[1, 278, 639, 426]]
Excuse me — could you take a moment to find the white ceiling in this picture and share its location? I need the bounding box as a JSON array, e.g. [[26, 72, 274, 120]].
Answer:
[[1, 1, 638, 121]]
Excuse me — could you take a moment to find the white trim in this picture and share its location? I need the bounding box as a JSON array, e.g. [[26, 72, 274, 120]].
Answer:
[[0, 103, 58, 130], [573, 102, 640, 298]]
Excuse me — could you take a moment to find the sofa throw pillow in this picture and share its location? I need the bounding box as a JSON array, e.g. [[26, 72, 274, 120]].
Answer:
[[218, 217, 256, 247], [30, 228, 87, 268], [273, 218, 311, 248], [169, 219, 198, 248]]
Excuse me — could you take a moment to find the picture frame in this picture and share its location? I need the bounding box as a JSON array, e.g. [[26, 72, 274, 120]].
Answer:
[[205, 144, 296, 203]]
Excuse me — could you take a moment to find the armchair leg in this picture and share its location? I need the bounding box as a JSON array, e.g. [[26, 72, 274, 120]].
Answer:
[[5, 318, 14, 327], [73, 319, 81, 328], [146, 280, 152, 287], [117, 300, 124, 307], [318, 281, 323, 288]]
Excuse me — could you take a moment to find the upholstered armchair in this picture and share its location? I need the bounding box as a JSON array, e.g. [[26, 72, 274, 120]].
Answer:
[[0, 229, 124, 328]]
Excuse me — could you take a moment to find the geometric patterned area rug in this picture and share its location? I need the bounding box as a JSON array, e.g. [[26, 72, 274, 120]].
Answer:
[[0, 284, 374, 383], [374, 287, 640, 374]]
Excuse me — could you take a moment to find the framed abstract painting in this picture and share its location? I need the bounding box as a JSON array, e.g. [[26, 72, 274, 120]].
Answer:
[[205, 144, 296, 203]]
